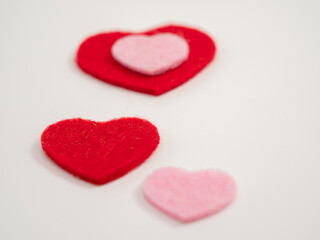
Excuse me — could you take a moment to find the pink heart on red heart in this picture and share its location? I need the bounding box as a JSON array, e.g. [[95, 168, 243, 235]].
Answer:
[[41, 117, 160, 185], [76, 25, 216, 95]]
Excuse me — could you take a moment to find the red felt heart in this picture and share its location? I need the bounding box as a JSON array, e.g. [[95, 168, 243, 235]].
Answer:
[[76, 25, 216, 95], [41, 118, 160, 185]]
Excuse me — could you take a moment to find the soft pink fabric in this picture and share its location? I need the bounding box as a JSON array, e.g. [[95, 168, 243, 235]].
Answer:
[[143, 167, 237, 222], [111, 33, 189, 76]]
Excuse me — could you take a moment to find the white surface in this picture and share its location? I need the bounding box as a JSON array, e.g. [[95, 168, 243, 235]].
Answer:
[[0, 0, 319, 239]]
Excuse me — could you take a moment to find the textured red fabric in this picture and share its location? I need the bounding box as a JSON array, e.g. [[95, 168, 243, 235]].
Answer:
[[41, 118, 160, 185], [76, 25, 216, 95]]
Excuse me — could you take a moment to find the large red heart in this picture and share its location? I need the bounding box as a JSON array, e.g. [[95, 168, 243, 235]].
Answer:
[[76, 25, 216, 95], [41, 118, 160, 185]]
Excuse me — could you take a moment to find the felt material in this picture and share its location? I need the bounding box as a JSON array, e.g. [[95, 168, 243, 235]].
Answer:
[[76, 25, 216, 95], [41, 118, 160, 185], [111, 33, 189, 76], [143, 167, 236, 222]]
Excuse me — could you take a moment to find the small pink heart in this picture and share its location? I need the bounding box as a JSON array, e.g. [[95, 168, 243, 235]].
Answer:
[[143, 167, 237, 222], [111, 33, 189, 76]]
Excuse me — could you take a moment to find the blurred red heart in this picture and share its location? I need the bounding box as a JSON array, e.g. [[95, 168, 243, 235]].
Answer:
[[76, 25, 216, 95]]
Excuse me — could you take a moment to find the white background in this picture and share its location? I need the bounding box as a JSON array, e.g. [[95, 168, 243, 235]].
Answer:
[[1, 0, 320, 239]]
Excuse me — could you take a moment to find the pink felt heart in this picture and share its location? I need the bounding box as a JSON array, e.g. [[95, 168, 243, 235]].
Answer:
[[143, 167, 237, 222], [111, 33, 189, 76]]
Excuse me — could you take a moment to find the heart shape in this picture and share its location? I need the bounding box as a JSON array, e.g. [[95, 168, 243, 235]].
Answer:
[[111, 33, 189, 76], [143, 167, 236, 222], [41, 118, 160, 185], [76, 25, 216, 95]]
